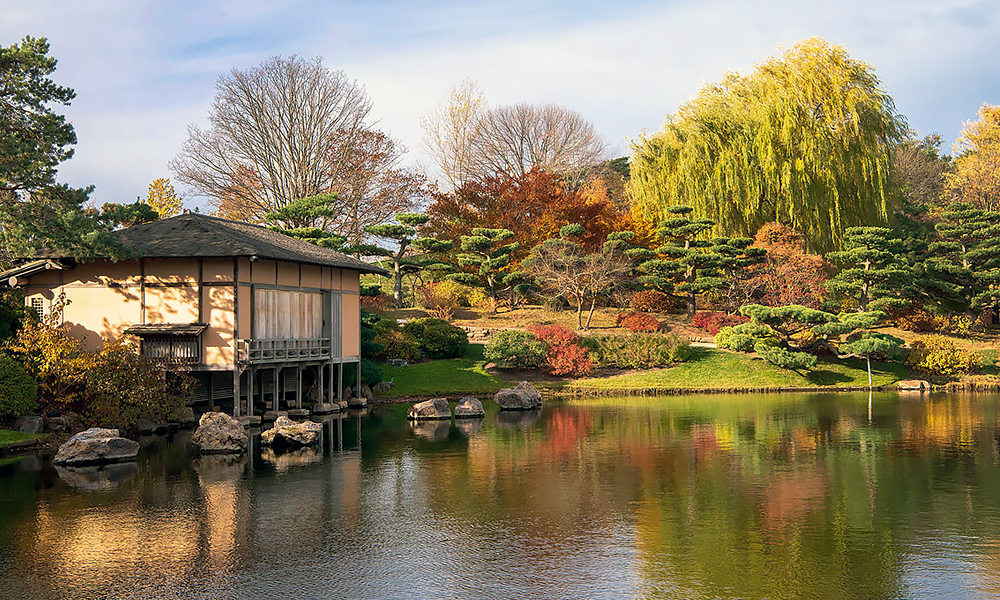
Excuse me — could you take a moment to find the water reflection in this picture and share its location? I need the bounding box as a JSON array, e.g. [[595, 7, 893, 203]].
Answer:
[[1, 393, 1000, 599]]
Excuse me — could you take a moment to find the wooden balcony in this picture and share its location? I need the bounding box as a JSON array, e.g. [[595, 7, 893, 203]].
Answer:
[[237, 338, 332, 365]]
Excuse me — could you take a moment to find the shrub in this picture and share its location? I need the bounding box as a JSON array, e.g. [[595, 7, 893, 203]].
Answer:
[[591, 333, 692, 369], [403, 318, 469, 359], [891, 307, 949, 333], [545, 342, 594, 377], [715, 322, 779, 352], [947, 314, 984, 337], [981, 348, 998, 368], [360, 294, 392, 314], [373, 327, 421, 361], [615, 312, 662, 333], [754, 344, 817, 370], [693, 311, 750, 335], [629, 290, 673, 312], [484, 330, 547, 369], [4, 317, 92, 408], [906, 335, 980, 378], [527, 324, 593, 377], [416, 282, 459, 320], [84, 340, 193, 429], [0, 354, 37, 420]]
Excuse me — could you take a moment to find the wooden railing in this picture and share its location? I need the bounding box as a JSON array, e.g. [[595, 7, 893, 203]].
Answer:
[[237, 338, 331, 364], [140, 336, 200, 365]]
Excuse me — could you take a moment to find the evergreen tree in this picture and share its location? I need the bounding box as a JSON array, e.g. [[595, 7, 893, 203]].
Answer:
[[0, 37, 118, 265], [355, 213, 453, 308], [145, 177, 183, 218], [447, 228, 519, 312], [923, 202, 1000, 315], [825, 227, 911, 312], [263, 194, 348, 250]]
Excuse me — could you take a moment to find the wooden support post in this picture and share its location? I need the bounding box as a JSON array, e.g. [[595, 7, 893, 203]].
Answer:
[[356, 361, 362, 400], [208, 373, 215, 407], [296, 366, 303, 409], [337, 363, 343, 402], [317, 364, 324, 406], [272, 367, 280, 412], [232, 368, 241, 417], [247, 368, 255, 417], [327, 361, 334, 403]]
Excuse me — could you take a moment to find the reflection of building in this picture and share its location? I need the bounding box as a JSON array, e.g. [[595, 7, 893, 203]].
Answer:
[[1, 213, 386, 415]]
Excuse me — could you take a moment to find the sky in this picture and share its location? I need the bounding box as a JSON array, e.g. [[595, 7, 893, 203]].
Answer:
[[3, 0, 999, 208]]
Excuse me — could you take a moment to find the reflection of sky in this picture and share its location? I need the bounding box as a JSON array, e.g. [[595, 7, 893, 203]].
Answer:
[[3, 394, 1000, 598], [2, 1, 999, 206]]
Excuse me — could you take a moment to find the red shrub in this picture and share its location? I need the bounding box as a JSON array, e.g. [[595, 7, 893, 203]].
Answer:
[[629, 290, 673, 312], [692, 311, 749, 335], [527, 324, 579, 346], [545, 342, 594, 377], [360, 294, 392, 314], [615, 312, 663, 333]]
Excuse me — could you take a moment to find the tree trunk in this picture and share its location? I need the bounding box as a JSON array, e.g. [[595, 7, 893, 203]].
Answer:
[[575, 293, 584, 329], [584, 295, 597, 330], [393, 261, 404, 308], [867, 356, 872, 389], [686, 265, 696, 320]]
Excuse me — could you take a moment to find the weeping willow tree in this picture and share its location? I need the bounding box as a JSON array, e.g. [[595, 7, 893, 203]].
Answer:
[[629, 38, 908, 252]]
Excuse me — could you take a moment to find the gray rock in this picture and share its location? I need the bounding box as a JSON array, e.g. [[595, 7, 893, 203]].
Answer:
[[347, 396, 367, 409], [386, 358, 408, 367], [12, 415, 43, 434], [360, 384, 374, 402], [338, 400, 349, 411], [287, 408, 311, 419], [494, 381, 543, 410], [454, 397, 485, 418], [261, 416, 322, 449], [136, 418, 158, 434], [312, 403, 339, 414], [44, 411, 83, 434], [898, 379, 932, 390], [236, 415, 262, 427], [177, 407, 198, 428], [53, 428, 140, 465], [191, 412, 248, 455], [407, 398, 451, 420]]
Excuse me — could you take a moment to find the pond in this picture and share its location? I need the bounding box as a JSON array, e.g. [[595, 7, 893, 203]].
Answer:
[[2, 392, 1000, 599]]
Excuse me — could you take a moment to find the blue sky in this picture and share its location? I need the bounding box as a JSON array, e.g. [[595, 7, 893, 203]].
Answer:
[[3, 0, 999, 207]]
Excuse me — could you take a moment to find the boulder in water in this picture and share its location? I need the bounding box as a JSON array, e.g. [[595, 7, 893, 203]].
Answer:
[[454, 397, 485, 418], [407, 398, 451, 420], [494, 381, 542, 410], [53, 428, 140, 465], [261, 416, 322, 449], [191, 412, 248, 455]]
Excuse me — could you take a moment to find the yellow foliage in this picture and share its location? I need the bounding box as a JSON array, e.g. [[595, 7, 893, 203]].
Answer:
[[945, 104, 1000, 211], [146, 177, 183, 218], [905, 335, 979, 378]]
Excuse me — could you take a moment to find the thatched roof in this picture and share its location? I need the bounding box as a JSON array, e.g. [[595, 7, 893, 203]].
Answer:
[[36, 213, 388, 275]]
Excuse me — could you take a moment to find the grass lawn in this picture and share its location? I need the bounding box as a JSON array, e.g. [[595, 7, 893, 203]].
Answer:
[[381, 345, 507, 397], [569, 347, 909, 391], [379, 345, 909, 398], [0, 429, 45, 450]]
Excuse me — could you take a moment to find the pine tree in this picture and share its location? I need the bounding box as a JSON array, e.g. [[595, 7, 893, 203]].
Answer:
[[825, 227, 911, 312], [357, 213, 453, 308], [263, 194, 348, 250], [447, 228, 519, 312], [923, 202, 1000, 315]]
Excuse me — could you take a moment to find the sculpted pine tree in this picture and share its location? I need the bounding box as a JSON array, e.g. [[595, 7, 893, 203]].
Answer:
[[923, 202, 1000, 315], [825, 227, 911, 312], [629, 38, 907, 251], [263, 194, 348, 250], [447, 228, 519, 312], [357, 213, 453, 308]]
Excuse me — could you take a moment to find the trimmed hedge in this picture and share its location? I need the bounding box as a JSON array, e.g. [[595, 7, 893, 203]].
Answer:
[[484, 330, 547, 369], [402, 318, 469, 359]]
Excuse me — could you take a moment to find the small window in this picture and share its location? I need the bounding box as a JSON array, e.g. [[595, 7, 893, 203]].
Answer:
[[140, 335, 201, 364], [30, 298, 44, 318]]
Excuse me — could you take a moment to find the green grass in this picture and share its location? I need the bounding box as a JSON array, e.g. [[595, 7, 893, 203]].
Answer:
[[379, 346, 910, 397], [381, 345, 507, 397], [0, 429, 45, 449], [570, 347, 908, 391]]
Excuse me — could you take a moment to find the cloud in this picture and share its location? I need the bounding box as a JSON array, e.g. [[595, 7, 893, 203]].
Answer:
[[1, 0, 998, 205]]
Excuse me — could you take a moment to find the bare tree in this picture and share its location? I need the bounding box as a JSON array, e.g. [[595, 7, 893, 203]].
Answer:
[[421, 83, 608, 185], [420, 79, 486, 191], [171, 55, 427, 240]]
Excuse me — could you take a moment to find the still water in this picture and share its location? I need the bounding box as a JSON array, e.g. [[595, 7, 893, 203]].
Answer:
[[2, 392, 1000, 599]]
